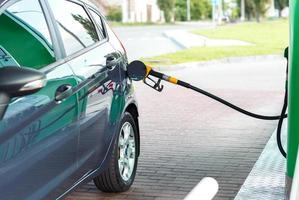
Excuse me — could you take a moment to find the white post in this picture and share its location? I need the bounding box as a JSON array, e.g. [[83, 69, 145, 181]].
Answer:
[[184, 177, 219, 200], [212, 0, 216, 24], [217, 0, 222, 25], [122, 0, 127, 23], [241, 0, 245, 21], [187, 0, 191, 21]]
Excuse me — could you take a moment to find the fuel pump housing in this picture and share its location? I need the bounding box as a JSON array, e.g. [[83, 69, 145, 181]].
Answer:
[[286, 2, 299, 198]]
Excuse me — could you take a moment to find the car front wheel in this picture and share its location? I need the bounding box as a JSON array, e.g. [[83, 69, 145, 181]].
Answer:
[[93, 112, 139, 192]]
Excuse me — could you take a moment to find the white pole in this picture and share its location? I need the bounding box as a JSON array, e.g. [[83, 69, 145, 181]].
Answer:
[[241, 0, 245, 21], [212, 0, 216, 24], [217, 0, 222, 25], [187, 0, 191, 21]]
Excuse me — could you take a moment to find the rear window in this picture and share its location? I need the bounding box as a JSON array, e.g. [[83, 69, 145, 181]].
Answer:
[[89, 9, 106, 40]]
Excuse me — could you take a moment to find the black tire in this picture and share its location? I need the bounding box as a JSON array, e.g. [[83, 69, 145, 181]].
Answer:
[[93, 112, 139, 192]]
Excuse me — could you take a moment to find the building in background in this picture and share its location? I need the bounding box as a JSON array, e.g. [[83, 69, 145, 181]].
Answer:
[[122, 0, 164, 23]]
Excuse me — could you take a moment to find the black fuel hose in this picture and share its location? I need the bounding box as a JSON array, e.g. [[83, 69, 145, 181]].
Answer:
[[138, 63, 288, 120], [127, 51, 289, 157], [181, 78, 288, 158], [276, 47, 288, 158], [176, 78, 288, 158], [176, 79, 288, 121], [276, 88, 287, 158]]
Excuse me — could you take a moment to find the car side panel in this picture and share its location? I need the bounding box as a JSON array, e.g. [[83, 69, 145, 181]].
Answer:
[[66, 41, 123, 180], [0, 63, 80, 200]]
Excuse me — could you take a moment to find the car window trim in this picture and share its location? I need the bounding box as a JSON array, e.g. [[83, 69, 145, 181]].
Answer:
[[0, 0, 111, 74], [0, 0, 16, 14], [40, 38, 109, 74], [84, 4, 112, 47], [44, 0, 110, 61], [0, 0, 88, 74], [39, 0, 62, 60], [39, 0, 111, 73], [45, 0, 108, 60], [65, 39, 108, 62], [0, 0, 61, 68], [85, 5, 108, 40], [4, 10, 55, 57]]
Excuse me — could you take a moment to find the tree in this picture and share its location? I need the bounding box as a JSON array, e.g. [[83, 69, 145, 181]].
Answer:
[[175, 0, 212, 21], [275, 0, 289, 17], [157, 0, 176, 22], [191, 0, 212, 20], [253, 0, 271, 22], [72, 14, 98, 42], [106, 6, 122, 22], [175, 0, 187, 21], [244, 0, 270, 22]]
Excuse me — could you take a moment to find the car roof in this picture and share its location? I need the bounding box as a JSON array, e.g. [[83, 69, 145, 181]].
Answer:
[[0, 0, 100, 11]]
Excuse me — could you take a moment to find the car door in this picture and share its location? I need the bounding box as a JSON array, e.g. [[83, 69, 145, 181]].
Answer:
[[0, 0, 80, 199], [46, 0, 123, 177]]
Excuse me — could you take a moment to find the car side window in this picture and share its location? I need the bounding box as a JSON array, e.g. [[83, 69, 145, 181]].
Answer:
[[0, 0, 55, 69], [89, 9, 106, 40], [48, 0, 99, 56]]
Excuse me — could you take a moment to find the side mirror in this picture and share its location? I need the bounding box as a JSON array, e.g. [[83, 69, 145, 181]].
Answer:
[[0, 66, 47, 119]]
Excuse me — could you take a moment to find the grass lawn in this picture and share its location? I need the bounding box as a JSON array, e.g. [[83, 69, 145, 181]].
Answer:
[[145, 19, 289, 65]]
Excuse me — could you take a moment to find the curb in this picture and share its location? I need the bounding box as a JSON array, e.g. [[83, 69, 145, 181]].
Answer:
[[163, 30, 252, 49], [152, 55, 285, 72], [162, 32, 187, 49], [234, 124, 287, 200]]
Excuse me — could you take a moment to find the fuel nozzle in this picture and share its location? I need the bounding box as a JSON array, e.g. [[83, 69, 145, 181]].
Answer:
[[127, 60, 184, 92]]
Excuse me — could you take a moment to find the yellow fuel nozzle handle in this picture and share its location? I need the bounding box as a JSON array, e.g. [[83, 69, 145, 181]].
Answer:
[[127, 60, 185, 87], [145, 65, 179, 84]]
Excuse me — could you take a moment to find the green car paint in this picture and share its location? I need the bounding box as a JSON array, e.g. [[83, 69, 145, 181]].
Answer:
[[109, 92, 125, 124], [0, 8, 79, 153], [0, 1, 138, 198], [0, 12, 55, 69], [0, 73, 79, 161]]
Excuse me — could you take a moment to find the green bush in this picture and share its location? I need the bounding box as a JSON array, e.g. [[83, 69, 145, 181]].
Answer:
[[175, 0, 212, 21], [191, 0, 212, 20], [157, 0, 176, 22], [107, 6, 122, 22], [175, 0, 186, 21]]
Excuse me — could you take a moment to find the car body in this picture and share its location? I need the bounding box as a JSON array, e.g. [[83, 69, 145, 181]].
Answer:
[[0, 0, 140, 199]]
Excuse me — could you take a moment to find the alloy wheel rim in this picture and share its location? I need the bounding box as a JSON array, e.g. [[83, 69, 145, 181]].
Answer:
[[118, 122, 136, 181]]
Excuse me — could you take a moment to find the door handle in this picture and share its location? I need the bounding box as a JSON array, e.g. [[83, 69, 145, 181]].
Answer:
[[55, 84, 73, 102]]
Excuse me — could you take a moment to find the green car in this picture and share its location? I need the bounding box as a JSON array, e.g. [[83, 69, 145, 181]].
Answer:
[[0, 0, 140, 199]]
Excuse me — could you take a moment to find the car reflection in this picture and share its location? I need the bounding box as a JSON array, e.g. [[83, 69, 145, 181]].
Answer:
[[0, 46, 19, 67], [0, 10, 54, 69]]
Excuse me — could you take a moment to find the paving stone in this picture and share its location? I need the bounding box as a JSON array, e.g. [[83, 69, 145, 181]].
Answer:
[[66, 59, 285, 199]]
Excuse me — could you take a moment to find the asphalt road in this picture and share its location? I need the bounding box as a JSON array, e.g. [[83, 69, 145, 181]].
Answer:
[[113, 22, 213, 61], [67, 56, 287, 200]]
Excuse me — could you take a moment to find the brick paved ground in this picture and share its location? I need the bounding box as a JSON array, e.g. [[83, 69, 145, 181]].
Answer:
[[66, 58, 286, 200]]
